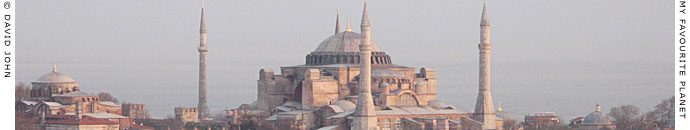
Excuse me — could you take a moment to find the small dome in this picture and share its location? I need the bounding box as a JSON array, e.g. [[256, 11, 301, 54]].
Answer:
[[428, 100, 456, 110], [583, 111, 613, 125], [313, 32, 382, 53], [380, 82, 389, 87], [334, 100, 356, 111], [583, 104, 613, 125], [37, 71, 75, 82], [323, 105, 344, 113]]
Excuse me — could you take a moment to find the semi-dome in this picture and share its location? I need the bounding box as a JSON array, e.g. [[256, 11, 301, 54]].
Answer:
[[36, 65, 76, 83], [355, 68, 407, 79], [583, 105, 613, 125], [371, 68, 406, 78], [313, 32, 382, 53]]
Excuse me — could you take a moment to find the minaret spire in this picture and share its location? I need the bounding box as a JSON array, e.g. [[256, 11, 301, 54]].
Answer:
[[345, 19, 352, 32], [360, 1, 370, 27], [473, 0, 496, 129], [52, 64, 57, 72], [353, 1, 378, 130], [481, 0, 490, 26], [197, 0, 210, 120], [335, 8, 341, 34]]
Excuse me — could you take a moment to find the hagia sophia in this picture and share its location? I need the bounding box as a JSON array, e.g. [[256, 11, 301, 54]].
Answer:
[[222, 1, 500, 130]]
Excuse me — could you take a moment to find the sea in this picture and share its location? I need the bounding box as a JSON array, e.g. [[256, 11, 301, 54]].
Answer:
[[16, 61, 671, 121]]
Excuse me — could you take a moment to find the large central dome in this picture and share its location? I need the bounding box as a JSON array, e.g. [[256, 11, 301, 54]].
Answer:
[[305, 32, 392, 65], [313, 32, 382, 53]]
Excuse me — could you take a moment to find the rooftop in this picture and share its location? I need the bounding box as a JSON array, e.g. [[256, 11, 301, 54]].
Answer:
[[376, 106, 466, 116]]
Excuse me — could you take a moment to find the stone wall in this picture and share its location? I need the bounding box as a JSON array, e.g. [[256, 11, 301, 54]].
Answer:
[[174, 107, 199, 122]]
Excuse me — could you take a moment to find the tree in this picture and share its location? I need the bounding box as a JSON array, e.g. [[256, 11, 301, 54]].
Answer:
[[212, 111, 228, 121], [644, 96, 674, 129], [609, 105, 640, 130], [15, 82, 31, 100], [145, 111, 152, 119], [163, 117, 185, 130], [98, 92, 119, 104], [503, 118, 520, 130]]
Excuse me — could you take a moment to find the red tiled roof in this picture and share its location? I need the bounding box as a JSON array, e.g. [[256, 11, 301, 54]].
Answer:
[[198, 120, 224, 123], [45, 116, 119, 125]]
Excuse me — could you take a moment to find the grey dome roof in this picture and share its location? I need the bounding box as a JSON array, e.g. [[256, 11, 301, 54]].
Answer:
[[372, 68, 406, 78], [314, 32, 382, 53], [37, 71, 76, 82], [583, 111, 613, 125]]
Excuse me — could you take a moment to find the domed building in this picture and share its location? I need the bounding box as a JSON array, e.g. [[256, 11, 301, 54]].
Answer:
[[30, 64, 80, 101], [570, 104, 616, 130], [227, 2, 502, 130], [495, 101, 513, 121], [16, 65, 123, 117], [15, 65, 153, 130]]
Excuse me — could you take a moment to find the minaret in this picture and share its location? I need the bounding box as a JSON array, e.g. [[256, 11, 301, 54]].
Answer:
[[353, 2, 378, 130], [473, 0, 496, 129], [197, 0, 210, 120], [335, 9, 341, 34]]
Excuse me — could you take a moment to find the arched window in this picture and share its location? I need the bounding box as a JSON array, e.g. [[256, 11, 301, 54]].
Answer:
[[381, 119, 391, 130], [397, 93, 418, 106], [394, 119, 402, 130]]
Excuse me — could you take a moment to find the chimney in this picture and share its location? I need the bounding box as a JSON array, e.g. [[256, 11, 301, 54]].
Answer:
[[40, 106, 46, 125], [76, 101, 81, 120], [595, 104, 601, 112]]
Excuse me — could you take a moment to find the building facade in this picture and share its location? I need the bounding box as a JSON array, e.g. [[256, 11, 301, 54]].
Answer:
[[16, 65, 123, 117]]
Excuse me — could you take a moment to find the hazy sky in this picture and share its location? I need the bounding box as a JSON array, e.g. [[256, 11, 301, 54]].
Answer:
[[19, 0, 670, 65], [17, 0, 672, 118]]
